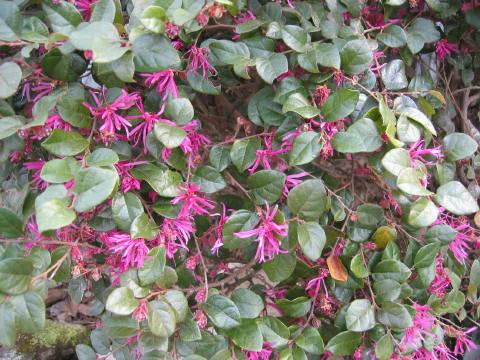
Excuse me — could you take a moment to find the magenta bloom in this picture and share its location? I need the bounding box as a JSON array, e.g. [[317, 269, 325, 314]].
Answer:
[[249, 134, 288, 174], [157, 216, 196, 258], [436, 39, 459, 60], [305, 268, 330, 298], [132, 300, 148, 322], [283, 172, 309, 197], [454, 327, 477, 355], [115, 161, 146, 193], [428, 256, 450, 298], [408, 139, 443, 166], [24, 160, 47, 190], [243, 342, 274, 360], [83, 87, 139, 139], [400, 303, 436, 352], [370, 50, 386, 75], [211, 204, 228, 255], [234, 10, 256, 25], [235, 204, 287, 263], [435, 213, 475, 263], [171, 183, 215, 218], [186, 45, 216, 78], [141, 69, 178, 109], [101, 232, 149, 271], [128, 99, 166, 150]]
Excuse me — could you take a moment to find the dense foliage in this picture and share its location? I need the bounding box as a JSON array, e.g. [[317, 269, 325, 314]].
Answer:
[[1, 0, 480, 359]]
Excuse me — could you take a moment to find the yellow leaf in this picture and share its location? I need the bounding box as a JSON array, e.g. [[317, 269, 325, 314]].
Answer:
[[372, 225, 397, 250], [327, 255, 348, 282], [428, 90, 446, 105]]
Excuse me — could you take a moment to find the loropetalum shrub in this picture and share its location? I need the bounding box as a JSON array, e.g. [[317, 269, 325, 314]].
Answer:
[[2, 0, 480, 359]]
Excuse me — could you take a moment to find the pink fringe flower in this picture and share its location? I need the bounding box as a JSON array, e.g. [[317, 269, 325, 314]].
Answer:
[[235, 204, 287, 263], [186, 45, 216, 78], [83, 87, 139, 139], [436, 39, 459, 61], [141, 69, 178, 110], [249, 134, 288, 174], [157, 216, 196, 258], [128, 99, 166, 150], [171, 183, 215, 218], [101, 232, 149, 271], [408, 139, 443, 166], [24, 161, 47, 190], [211, 204, 228, 255]]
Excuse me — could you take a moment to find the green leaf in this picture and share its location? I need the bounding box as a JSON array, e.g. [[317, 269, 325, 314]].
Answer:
[[50, 246, 71, 282], [425, 224, 457, 245], [380, 60, 408, 90], [223, 210, 259, 249], [375, 334, 394, 360], [332, 118, 382, 153], [297, 222, 326, 261], [373, 259, 411, 283], [325, 331, 362, 356], [340, 40, 373, 75], [68, 276, 86, 304], [406, 18, 440, 54], [0, 301, 16, 347], [408, 198, 439, 228], [436, 181, 479, 215], [131, 164, 181, 197], [86, 148, 119, 167], [248, 170, 286, 205], [315, 43, 341, 69], [42, 0, 82, 35], [263, 253, 296, 282], [138, 247, 166, 286], [230, 137, 261, 172], [295, 327, 324, 355], [256, 53, 288, 84], [259, 316, 290, 348], [90, 0, 117, 23], [282, 25, 309, 53], [130, 213, 157, 240], [279, 348, 308, 360], [186, 71, 221, 95], [210, 40, 250, 65], [132, 34, 181, 72], [377, 25, 407, 47], [321, 89, 359, 122], [381, 148, 411, 176], [373, 279, 401, 303], [377, 301, 413, 329], [171, 0, 204, 26], [397, 167, 433, 196], [231, 288, 264, 319], [287, 179, 327, 220], [401, 107, 436, 136], [141, 6, 166, 33], [350, 254, 369, 278], [209, 145, 231, 172], [202, 295, 241, 329], [165, 97, 194, 125], [76, 345, 96, 360], [298, 50, 319, 73], [106, 287, 139, 315], [276, 297, 311, 317], [0, 208, 23, 238], [236, 19, 264, 34], [289, 131, 323, 165], [36, 198, 76, 233], [73, 167, 119, 212], [147, 300, 176, 337], [414, 243, 440, 269], [154, 122, 187, 149], [163, 290, 188, 322], [112, 193, 143, 232], [0, 62, 22, 99], [69, 21, 119, 50], [40, 158, 74, 183], [41, 129, 89, 156], [10, 291, 45, 332], [0, 116, 26, 140], [0, 258, 32, 295], [41, 48, 86, 81], [192, 166, 226, 194], [443, 133, 478, 161], [226, 320, 263, 351], [346, 299, 375, 332], [0, 0, 21, 41], [282, 93, 319, 118]]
